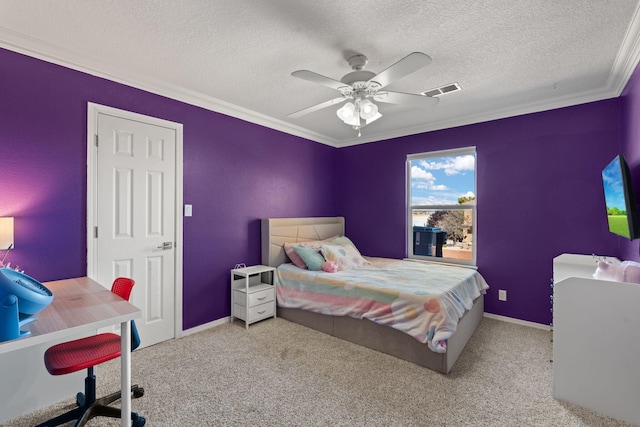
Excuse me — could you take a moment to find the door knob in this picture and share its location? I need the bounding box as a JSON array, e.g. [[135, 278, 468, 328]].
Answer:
[[157, 242, 173, 250]]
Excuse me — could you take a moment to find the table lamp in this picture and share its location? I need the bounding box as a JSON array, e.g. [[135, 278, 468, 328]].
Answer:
[[0, 217, 14, 266]]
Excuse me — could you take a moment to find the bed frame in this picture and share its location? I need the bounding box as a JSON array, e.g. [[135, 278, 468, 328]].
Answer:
[[261, 216, 484, 374]]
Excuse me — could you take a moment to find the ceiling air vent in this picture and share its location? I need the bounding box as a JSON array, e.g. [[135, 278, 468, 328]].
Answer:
[[421, 82, 461, 97]]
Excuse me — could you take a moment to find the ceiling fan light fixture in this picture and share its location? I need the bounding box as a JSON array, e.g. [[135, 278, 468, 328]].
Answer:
[[359, 99, 378, 119], [292, 52, 435, 136], [344, 113, 361, 127], [365, 111, 382, 125], [337, 102, 361, 126], [337, 102, 355, 121]]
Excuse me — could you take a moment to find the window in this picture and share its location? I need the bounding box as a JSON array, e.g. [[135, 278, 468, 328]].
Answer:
[[407, 147, 476, 265]]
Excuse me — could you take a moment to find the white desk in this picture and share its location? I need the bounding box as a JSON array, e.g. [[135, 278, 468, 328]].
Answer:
[[0, 277, 141, 427]]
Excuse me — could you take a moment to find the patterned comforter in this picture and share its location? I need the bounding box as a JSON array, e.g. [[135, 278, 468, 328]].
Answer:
[[275, 257, 489, 353]]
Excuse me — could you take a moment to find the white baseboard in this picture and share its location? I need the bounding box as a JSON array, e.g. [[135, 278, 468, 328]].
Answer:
[[483, 312, 550, 331], [182, 316, 230, 336]]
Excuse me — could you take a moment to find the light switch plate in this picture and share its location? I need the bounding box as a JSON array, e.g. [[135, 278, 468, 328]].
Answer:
[[184, 204, 192, 217]]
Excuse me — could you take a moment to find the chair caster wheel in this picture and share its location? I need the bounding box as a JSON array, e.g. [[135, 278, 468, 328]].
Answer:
[[132, 413, 146, 427], [133, 386, 145, 398], [76, 392, 86, 407]]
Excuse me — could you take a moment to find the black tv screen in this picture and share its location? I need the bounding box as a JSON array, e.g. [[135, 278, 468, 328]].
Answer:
[[602, 154, 640, 239]]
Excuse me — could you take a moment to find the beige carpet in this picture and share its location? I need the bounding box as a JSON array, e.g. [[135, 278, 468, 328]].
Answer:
[[6, 317, 631, 426]]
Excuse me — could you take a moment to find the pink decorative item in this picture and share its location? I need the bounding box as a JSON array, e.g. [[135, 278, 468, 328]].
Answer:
[[322, 261, 338, 273], [593, 260, 640, 284], [593, 261, 617, 281]]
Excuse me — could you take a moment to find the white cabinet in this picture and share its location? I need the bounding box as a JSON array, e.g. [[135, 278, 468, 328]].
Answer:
[[230, 265, 276, 329], [552, 254, 640, 426]]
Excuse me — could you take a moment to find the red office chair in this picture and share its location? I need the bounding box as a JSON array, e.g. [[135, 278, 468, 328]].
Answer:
[[36, 277, 145, 427]]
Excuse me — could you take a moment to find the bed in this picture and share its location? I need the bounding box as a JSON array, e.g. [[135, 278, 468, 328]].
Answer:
[[261, 216, 488, 374]]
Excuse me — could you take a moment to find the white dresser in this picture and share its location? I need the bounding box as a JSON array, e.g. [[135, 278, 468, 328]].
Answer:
[[553, 254, 640, 426]]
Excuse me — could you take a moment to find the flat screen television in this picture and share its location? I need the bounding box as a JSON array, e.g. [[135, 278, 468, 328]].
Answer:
[[602, 154, 640, 239]]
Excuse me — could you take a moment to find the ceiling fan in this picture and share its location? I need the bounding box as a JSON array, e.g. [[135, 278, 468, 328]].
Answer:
[[288, 52, 439, 136]]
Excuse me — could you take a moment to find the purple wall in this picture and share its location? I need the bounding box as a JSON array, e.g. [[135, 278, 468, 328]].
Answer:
[[338, 100, 621, 325], [620, 62, 640, 262], [0, 45, 630, 328], [0, 48, 337, 329]]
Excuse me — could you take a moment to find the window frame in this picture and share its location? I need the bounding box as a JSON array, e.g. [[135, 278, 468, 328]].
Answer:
[[406, 146, 477, 266]]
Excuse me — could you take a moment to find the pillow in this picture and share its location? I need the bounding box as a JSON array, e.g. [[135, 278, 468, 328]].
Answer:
[[284, 242, 308, 269], [325, 236, 369, 264], [330, 236, 356, 246], [321, 242, 369, 270], [330, 236, 365, 252], [292, 245, 326, 271], [284, 235, 339, 269]]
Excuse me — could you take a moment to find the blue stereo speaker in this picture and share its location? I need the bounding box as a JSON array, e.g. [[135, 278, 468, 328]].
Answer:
[[0, 268, 53, 342]]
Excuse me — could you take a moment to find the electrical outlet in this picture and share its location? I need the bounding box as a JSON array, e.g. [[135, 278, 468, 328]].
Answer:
[[498, 289, 507, 301]]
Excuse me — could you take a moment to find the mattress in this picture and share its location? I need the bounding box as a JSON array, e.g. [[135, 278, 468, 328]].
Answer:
[[275, 257, 489, 353]]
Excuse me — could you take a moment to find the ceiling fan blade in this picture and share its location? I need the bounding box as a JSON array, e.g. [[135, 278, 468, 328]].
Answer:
[[373, 91, 439, 108], [368, 52, 432, 89], [291, 70, 350, 91], [288, 97, 346, 118]]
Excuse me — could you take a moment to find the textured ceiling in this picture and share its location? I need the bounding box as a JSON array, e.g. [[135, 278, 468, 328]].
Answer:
[[1, 1, 640, 147]]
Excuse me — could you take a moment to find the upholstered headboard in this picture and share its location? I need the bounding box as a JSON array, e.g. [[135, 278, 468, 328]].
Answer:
[[261, 217, 345, 267]]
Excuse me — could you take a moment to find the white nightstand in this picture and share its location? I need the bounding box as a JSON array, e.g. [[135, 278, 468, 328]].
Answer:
[[230, 265, 276, 329]]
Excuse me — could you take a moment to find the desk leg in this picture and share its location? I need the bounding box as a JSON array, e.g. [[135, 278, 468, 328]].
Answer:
[[120, 321, 132, 427]]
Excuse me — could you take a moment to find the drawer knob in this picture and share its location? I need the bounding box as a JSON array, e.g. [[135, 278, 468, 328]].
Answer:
[[257, 296, 266, 301], [257, 310, 266, 314]]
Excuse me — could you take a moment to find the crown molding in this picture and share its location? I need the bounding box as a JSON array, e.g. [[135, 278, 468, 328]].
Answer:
[[608, 1, 640, 96], [0, 27, 341, 148], [337, 9, 640, 148], [2, 15, 640, 150], [337, 86, 619, 147]]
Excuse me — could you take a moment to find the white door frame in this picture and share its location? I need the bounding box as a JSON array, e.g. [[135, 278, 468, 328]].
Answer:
[[86, 102, 183, 340]]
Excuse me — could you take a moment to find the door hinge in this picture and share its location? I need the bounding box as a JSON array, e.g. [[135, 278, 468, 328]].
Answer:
[[95, 134, 99, 147], [94, 226, 98, 238]]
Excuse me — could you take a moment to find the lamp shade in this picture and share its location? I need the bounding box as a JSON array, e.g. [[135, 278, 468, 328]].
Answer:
[[337, 102, 360, 127], [336, 102, 355, 122], [365, 111, 383, 125], [0, 218, 14, 250], [359, 99, 379, 120]]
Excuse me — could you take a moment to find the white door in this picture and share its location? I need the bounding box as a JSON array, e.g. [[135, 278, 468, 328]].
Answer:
[[94, 112, 177, 347]]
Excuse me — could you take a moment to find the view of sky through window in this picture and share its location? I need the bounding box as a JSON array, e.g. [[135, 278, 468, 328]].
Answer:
[[410, 154, 476, 206]]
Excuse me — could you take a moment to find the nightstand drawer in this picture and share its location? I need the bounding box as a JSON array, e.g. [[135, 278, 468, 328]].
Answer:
[[248, 287, 274, 307], [233, 301, 275, 322], [233, 287, 274, 308]]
